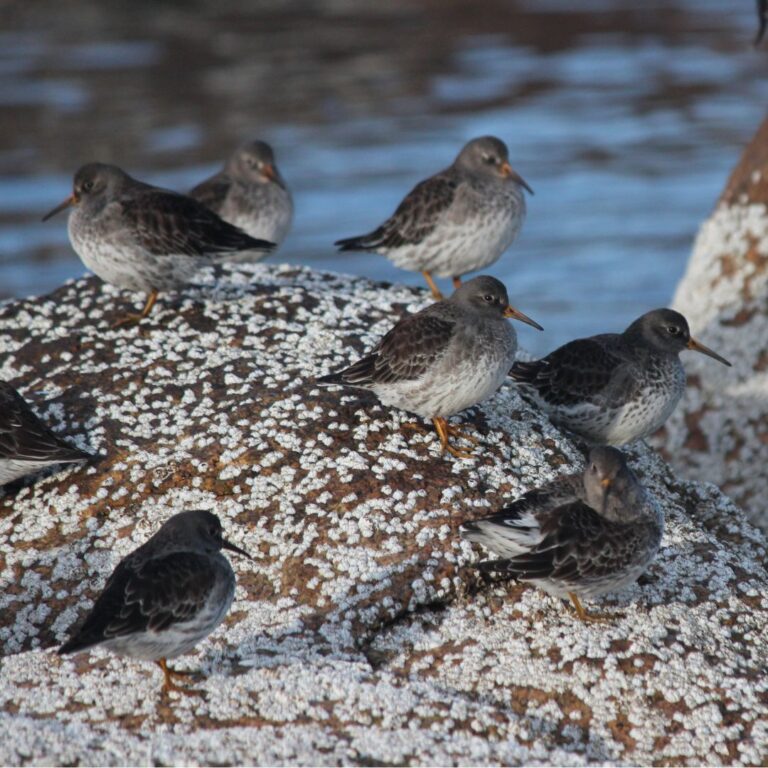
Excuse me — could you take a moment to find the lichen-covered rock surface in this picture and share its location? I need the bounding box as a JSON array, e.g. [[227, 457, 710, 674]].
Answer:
[[0, 264, 767, 766], [656, 116, 768, 535]]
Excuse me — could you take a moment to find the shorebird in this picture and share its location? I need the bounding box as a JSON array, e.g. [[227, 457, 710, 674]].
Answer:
[[335, 136, 531, 300], [460, 446, 663, 622], [43, 163, 275, 326], [0, 381, 89, 486], [318, 275, 542, 458], [58, 510, 252, 696], [510, 308, 731, 445], [190, 140, 293, 249]]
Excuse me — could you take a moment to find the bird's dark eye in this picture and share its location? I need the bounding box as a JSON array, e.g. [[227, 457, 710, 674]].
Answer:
[[208, 523, 220, 538], [482, 154, 496, 165], [591, 463, 598, 474], [666, 325, 681, 336], [483, 294, 494, 303], [82, 180, 94, 192]]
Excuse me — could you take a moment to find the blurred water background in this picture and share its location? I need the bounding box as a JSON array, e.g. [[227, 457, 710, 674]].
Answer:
[[1, 0, 766, 353]]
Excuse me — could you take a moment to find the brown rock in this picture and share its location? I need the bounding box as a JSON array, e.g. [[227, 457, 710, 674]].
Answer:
[[655, 114, 768, 534], [0, 265, 766, 765]]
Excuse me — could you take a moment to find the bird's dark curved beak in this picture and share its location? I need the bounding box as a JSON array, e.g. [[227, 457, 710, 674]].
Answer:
[[222, 538, 254, 560], [500, 162, 534, 195], [42, 194, 78, 222], [504, 304, 543, 330], [687, 337, 731, 367]]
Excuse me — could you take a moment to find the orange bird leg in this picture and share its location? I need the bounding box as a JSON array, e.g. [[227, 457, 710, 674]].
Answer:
[[156, 658, 202, 696], [112, 288, 159, 329], [568, 593, 623, 623], [421, 271, 444, 301], [431, 417, 476, 459]]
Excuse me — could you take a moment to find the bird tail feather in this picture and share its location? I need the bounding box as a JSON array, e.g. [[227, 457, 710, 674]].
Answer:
[[335, 228, 386, 252]]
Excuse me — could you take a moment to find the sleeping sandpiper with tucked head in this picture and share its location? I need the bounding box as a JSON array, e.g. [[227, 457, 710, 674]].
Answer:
[[0, 381, 90, 486], [318, 276, 542, 458], [43, 163, 275, 327], [510, 308, 731, 446], [335, 136, 532, 300], [460, 446, 663, 622], [190, 140, 293, 249], [58, 510, 252, 696]]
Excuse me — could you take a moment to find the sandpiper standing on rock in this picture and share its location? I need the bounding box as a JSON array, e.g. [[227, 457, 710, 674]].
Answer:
[[43, 163, 275, 326], [58, 510, 252, 696], [318, 275, 542, 458], [0, 381, 90, 486], [510, 308, 731, 446], [190, 140, 293, 250], [460, 446, 663, 622], [335, 136, 532, 300]]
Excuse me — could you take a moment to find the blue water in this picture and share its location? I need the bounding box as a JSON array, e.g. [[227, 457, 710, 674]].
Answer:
[[1, 0, 766, 354]]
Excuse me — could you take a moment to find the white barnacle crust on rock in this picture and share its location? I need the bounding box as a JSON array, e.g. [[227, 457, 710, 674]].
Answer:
[[0, 263, 767, 765], [655, 117, 768, 536]]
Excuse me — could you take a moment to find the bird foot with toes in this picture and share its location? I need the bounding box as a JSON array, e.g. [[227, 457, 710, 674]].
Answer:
[[111, 290, 159, 329], [157, 659, 204, 697], [111, 313, 146, 330], [568, 594, 624, 624], [433, 417, 477, 459], [401, 421, 429, 435]]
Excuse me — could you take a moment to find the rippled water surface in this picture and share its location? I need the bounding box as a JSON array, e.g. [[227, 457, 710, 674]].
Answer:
[[2, 0, 766, 353]]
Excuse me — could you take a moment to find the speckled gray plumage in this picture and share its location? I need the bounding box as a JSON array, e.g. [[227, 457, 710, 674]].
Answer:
[[510, 308, 731, 446], [0, 381, 89, 486], [335, 136, 530, 283], [460, 446, 663, 604], [318, 276, 539, 421], [190, 140, 293, 249], [44, 163, 274, 296], [58, 510, 248, 662]]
